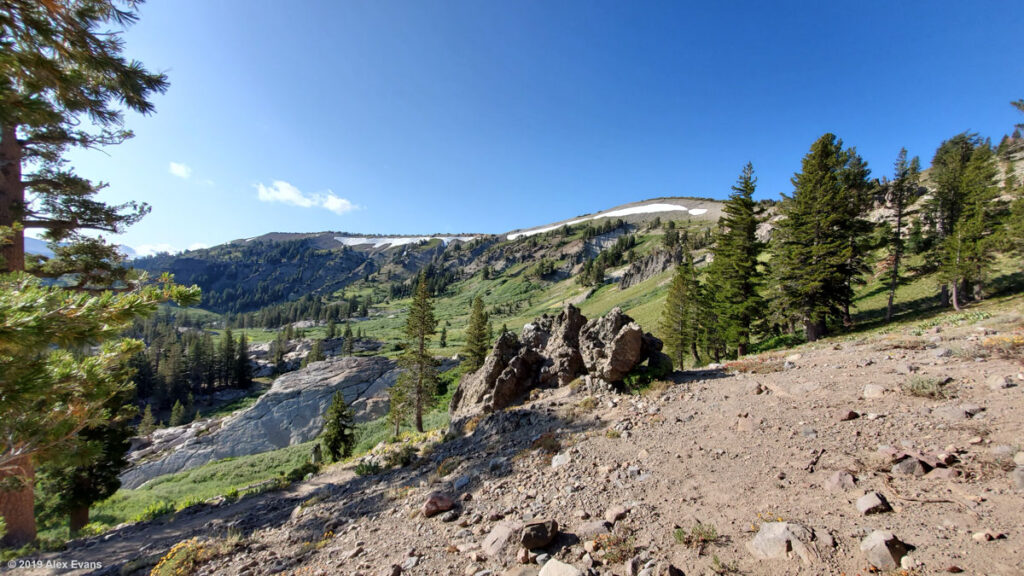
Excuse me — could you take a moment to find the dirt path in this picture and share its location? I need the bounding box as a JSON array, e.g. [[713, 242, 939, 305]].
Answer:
[[8, 467, 356, 576]]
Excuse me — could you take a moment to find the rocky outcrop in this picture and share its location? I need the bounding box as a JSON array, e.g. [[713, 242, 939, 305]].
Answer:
[[449, 305, 664, 430], [120, 356, 399, 489], [618, 249, 680, 289]]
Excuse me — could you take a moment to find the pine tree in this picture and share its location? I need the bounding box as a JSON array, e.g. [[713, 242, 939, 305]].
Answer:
[[0, 1, 167, 278], [439, 326, 448, 348], [394, 272, 438, 433], [234, 333, 253, 388], [169, 400, 187, 427], [304, 339, 325, 367], [884, 149, 921, 322], [660, 252, 702, 368], [706, 163, 764, 356], [939, 141, 999, 309], [342, 321, 354, 355], [219, 328, 236, 388], [321, 391, 355, 461], [387, 382, 410, 438], [138, 404, 157, 435], [463, 296, 489, 370], [326, 318, 337, 339], [924, 133, 982, 305], [769, 133, 871, 341]]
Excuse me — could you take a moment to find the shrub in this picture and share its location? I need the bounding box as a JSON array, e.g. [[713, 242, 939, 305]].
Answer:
[[436, 457, 461, 478], [674, 522, 721, 551], [530, 432, 561, 454], [594, 532, 635, 564], [151, 537, 237, 576], [284, 462, 320, 482], [385, 444, 417, 468], [355, 461, 382, 476], [903, 376, 951, 399], [133, 500, 175, 523]]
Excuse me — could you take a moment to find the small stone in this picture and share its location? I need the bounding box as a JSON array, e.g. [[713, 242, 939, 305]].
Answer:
[[892, 457, 930, 477], [838, 410, 860, 421], [551, 453, 571, 468], [422, 492, 455, 518], [401, 556, 419, 570], [583, 540, 598, 553], [824, 470, 856, 491], [971, 530, 1005, 542], [746, 522, 819, 564], [856, 492, 892, 515], [345, 546, 364, 560], [860, 530, 909, 570], [441, 510, 460, 522], [987, 374, 1013, 390], [483, 523, 517, 558], [1010, 467, 1024, 490], [521, 519, 558, 549], [933, 347, 952, 358], [535, 553, 551, 565], [863, 384, 885, 399], [537, 559, 581, 576], [576, 521, 611, 539], [925, 467, 960, 480], [605, 505, 628, 524], [454, 475, 472, 491]]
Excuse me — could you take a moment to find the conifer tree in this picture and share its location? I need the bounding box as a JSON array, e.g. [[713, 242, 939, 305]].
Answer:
[[394, 272, 438, 432], [440, 326, 447, 348], [387, 383, 409, 438], [342, 321, 354, 356], [304, 339, 324, 368], [219, 328, 236, 387], [169, 400, 186, 427], [706, 163, 764, 356], [320, 391, 355, 461], [326, 318, 337, 339], [924, 133, 982, 305], [138, 404, 157, 435], [234, 333, 253, 388], [463, 296, 489, 370], [769, 133, 871, 341], [939, 141, 999, 309], [884, 149, 921, 322], [660, 252, 702, 368]]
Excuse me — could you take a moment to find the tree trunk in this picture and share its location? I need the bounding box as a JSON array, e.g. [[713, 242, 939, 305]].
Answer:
[[951, 281, 962, 311], [690, 342, 700, 366], [939, 284, 949, 308], [804, 317, 827, 342], [736, 342, 747, 357], [0, 123, 25, 273], [69, 506, 89, 535], [0, 455, 36, 547]]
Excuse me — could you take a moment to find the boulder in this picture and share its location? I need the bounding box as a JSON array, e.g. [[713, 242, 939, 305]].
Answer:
[[537, 560, 581, 576], [856, 492, 892, 515], [521, 520, 558, 549], [860, 531, 910, 570], [450, 306, 663, 431], [746, 522, 819, 565], [422, 492, 455, 518], [483, 523, 517, 558]]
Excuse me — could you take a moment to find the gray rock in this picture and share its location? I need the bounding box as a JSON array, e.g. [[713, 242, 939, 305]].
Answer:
[[856, 492, 892, 515], [483, 523, 517, 558], [619, 249, 680, 289], [121, 356, 398, 488], [551, 453, 571, 468], [576, 521, 611, 539], [824, 470, 856, 491], [521, 519, 558, 549], [422, 492, 455, 518], [932, 347, 952, 358], [454, 475, 472, 491], [537, 559, 581, 576], [860, 530, 909, 570], [891, 457, 930, 477], [863, 384, 885, 399], [604, 505, 628, 524], [987, 374, 1013, 390], [746, 522, 819, 564], [1011, 467, 1024, 490]]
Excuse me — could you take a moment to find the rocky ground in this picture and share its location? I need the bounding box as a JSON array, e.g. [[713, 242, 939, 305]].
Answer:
[[15, 306, 1024, 576]]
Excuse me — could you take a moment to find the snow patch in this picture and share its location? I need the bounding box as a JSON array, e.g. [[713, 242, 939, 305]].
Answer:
[[334, 236, 476, 249], [507, 202, 708, 240]]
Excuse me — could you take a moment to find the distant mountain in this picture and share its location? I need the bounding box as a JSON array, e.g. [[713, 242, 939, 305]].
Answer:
[[24, 237, 54, 258], [132, 197, 724, 315]]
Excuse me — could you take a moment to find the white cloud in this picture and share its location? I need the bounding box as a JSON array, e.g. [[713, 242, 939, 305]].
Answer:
[[188, 242, 209, 251], [169, 162, 192, 179], [322, 193, 356, 215], [256, 180, 359, 215], [134, 243, 179, 257]]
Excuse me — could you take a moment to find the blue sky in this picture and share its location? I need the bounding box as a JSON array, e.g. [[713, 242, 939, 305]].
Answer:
[[60, 1, 1024, 255]]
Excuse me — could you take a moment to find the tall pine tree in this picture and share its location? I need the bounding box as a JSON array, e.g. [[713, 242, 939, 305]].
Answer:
[[769, 133, 871, 341], [884, 149, 921, 322], [706, 163, 764, 356], [463, 295, 489, 370], [660, 251, 702, 368], [395, 272, 438, 432]]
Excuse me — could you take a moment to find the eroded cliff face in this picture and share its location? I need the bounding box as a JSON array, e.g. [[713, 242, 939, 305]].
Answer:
[[121, 356, 399, 489]]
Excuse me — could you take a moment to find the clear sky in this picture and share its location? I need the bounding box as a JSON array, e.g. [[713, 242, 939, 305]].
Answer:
[[60, 1, 1024, 256]]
